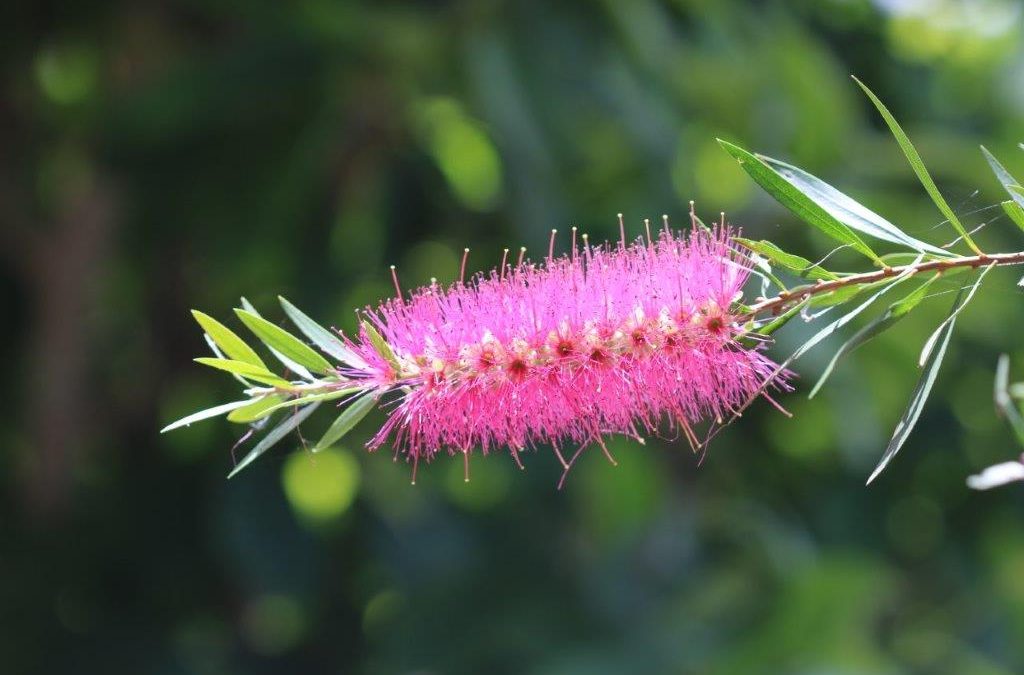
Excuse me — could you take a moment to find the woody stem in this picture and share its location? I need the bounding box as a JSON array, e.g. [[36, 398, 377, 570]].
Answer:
[[739, 250, 1024, 321]]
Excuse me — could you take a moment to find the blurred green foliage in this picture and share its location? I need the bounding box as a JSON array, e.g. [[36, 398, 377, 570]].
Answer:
[[4, 0, 1024, 672]]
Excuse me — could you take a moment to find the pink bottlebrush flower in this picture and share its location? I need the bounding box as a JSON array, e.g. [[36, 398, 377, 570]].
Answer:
[[340, 223, 787, 480]]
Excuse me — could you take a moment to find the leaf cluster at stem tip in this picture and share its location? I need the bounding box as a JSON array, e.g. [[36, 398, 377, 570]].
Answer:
[[721, 76, 1024, 483], [163, 296, 385, 477]]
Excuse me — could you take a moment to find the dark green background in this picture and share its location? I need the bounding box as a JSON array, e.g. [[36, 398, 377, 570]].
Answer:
[[4, 1, 1024, 672]]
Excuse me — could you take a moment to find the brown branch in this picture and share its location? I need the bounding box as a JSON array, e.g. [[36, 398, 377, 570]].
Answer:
[[740, 251, 1024, 321]]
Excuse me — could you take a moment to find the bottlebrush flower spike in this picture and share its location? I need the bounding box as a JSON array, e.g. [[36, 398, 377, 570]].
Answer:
[[165, 216, 791, 483], [340, 221, 787, 482]]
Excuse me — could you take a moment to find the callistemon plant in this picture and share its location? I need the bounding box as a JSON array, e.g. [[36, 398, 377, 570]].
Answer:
[[164, 77, 1024, 488]]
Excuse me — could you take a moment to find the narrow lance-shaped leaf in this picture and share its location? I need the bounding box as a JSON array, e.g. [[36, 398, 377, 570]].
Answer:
[[852, 76, 982, 255], [867, 271, 990, 485], [191, 310, 267, 369], [161, 399, 255, 433], [235, 308, 335, 376], [362, 320, 402, 373], [194, 357, 293, 388], [1002, 200, 1024, 232], [228, 401, 322, 478], [717, 139, 883, 264], [258, 387, 365, 418], [994, 354, 1024, 447], [743, 263, 921, 403], [809, 273, 940, 399], [227, 394, 287, 424], [313, 392, 378, 452], [786, 261, 920, 364], [981, 145, 1024, 209], [237, 298, 317, 380], [203, 334, 252, 387], [759, 155, 954, 257], [278, 296, 368, 369], [733, 238, 839, 280], [919, 263, 994, 366]]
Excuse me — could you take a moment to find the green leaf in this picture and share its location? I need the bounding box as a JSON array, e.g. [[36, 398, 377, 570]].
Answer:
[[788, 265, 917, 364], [1002, 200, 1024, 231], [161, 399, 254, 433], [918, 264, 993, 367], [259, 387, 365, 417], [981, 145, 1024, 210], [734, 238, 839, 280], [313, 391, 378, 452], [852, 76, 982, 255], [226, 395, 286, 423], [867, 286, 968, 484], [758, 155, 953, 258], [718, 139, 882, 263], [239, 299, 315, 380], [194, 357, 292, 388], [278, 296, 367, 369], [191, 310, 267, 370], [235, 309, 335, 376], [809, 273, 939, 399], [994, 354, 1024, 447], [228, 402, 322, 478], [361, 321, 401, 373]]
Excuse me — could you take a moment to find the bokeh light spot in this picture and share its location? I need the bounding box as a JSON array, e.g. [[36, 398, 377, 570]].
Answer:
[[362, 589, 403, 636], [684, 138, 749, 206], [35, 43, 98, 105], [443, 451, 511, 510], [282, 447, 361, 523], [574, 437, 667, 542], [418, 97, 503, 211], [241, 593, 307, 656], [402, 240, 459, 287]]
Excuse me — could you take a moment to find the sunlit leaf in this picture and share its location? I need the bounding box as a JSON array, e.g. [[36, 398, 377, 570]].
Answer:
[[361, 321, 401, 373], [228, 401, 322, 478], [788, 263, 918, 364], [194, 357, 292, 388], [759, 155, 953, 257], [227, 395, 287, 423], [981, 145, 1024, 209], [1002, 200, 1024, 232], [235, 309, 335, 376], [919, 264, 993, 366], [734, 238, 838, 280], [279, 296, 368, 369], [852, 76, 982, 255], [867, 279, 982, 484], [809, 273, 939, 398], [161, 399, 254, 433], [717, 139, 882, 263], [191, 310, 267, 369], [313, 392, 378, 452], [259, 387, 364, 418], [238, 299, 317, 380]]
